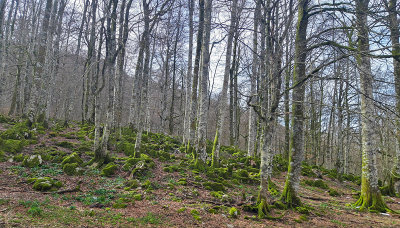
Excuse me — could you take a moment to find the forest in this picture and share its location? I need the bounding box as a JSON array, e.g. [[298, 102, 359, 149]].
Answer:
[[0, 0, 400, 227]]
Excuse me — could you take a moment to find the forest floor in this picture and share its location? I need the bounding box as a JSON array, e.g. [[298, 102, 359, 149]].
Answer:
[[0, 118, 400, 227]]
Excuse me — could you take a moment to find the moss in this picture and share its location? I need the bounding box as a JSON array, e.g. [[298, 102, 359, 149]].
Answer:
[[61, 152, 83, 165], [13, 153, 24, 162], [55, 141, 75, 149], [31, 177, 62, 192], [63, 163, 83, 176], [273, 154, 288, 174], [301, 164, 316, 177], [296, 206, 310, 215], [190, 209, 201, 221], [124, 179, 139, 189], [203, 181, 225, 191], [101, 162, 118, 177], [229, 207, 240, 218], [280, 179, 302, 208], [178, 178, 187, 186], [1, 121, 33, 140], [242, 204, 258, 213], [177, 207, 186, 213], [142, 180, 155, 190], [211, 129, 219, 168], [133, 194, 142, 201], [163, 164, 180, 173], [328, 188, 340, 197], [22, 155, 42, 168], [0, 139, 26, 154], [112, 202, 128, 209], [353, 180, 391, 212], [210, 191, 223, 199], [304, 179, 329, 189], [0, 150, 6, 162], [257, 198, 269, 219]]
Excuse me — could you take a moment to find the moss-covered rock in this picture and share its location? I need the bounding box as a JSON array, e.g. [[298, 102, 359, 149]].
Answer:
[[0, 150, 6, 162], [0, 139, 26, 154], [229, 207, 240, 218], [29, 177, 62, 192], [101, 162, 118, 177], [124, 179, 139, 190], [61, 152, 83, 165], [301, 164, 316, 177], [63, 163, 83, 176], [22, 155, 42, 168]]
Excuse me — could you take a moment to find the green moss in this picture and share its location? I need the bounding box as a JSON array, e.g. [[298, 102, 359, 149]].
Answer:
[[190, 209, 201, 221], [1, 121, 33, 140], [203, 181, 225, 192], [296, 206, 311, 215], [328, 188, 340, 197], [30, 177, 62, 192], [22, 155, 42, 168], [13, 154, 25, 162], [304, 179, 329, 189], [55, 141, 75, 149], [124, 179, 139, 189], [229, 207, 240, 218], [0, 139, 26, 154], [101, 162, 118, 177], [163, 164, 181, 173], [61, 152, 83, 165], [0, 150, 6, 162], [133, 194, 142, 201], [177, 207, 186, 213], [63, 163, 83, 176], [112, 202, 128, 209], [301, 164, 316, 177], [210, 191, 223, 199]]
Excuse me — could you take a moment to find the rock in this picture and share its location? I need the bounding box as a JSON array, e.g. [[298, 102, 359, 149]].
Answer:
[[101, 162, 118, 177], [61, 152, 83, 165], [229, 207, 240, 218], [30, 177, 63, 192], [22, 155, 42, 168], [63, 163, 84, 176]]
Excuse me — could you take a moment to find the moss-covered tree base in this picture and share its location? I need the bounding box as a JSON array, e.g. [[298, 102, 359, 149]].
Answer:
[[280, 182, 302, 208], [257, 195, 269, 219], [353, 191, 392, 213]]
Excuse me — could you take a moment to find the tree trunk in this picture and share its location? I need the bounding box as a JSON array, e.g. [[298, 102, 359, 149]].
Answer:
[[196, 0, 212, 167], [280, 0, 309, 208], [211, 0, 238, 167], [353, 0, 390, 212]]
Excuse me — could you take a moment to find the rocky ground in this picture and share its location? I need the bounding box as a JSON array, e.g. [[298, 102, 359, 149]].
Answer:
[[0, 117, 400, 227]]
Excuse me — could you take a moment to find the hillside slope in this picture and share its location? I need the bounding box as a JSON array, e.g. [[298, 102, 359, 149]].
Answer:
[[0, 117, 399, 227]]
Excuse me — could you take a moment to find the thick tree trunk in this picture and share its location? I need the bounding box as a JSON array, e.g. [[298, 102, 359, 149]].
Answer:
[[353, 0, 390, 212], [280, 0, 309, 208]]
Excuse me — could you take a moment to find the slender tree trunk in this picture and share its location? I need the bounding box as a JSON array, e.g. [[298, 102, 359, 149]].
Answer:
[[196, 0, 212, 166], [188, 0, 204, 156], [211, 0, 238, 167]]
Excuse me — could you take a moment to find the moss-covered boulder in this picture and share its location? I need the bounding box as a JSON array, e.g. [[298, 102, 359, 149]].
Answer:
[[61, 152, 83, 165], [0, 139, 26, 154], [13, 154, 25, 162], [63, 163, 84, 176], [28, 177, 62, 192], [101, 162, 118, 177], [22, 155, 42, 168], [229, 207, 240, 218], [124, 179, 139, 190]]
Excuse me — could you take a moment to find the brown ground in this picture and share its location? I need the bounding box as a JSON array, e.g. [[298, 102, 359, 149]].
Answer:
[[0, 123, 400, 228]]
